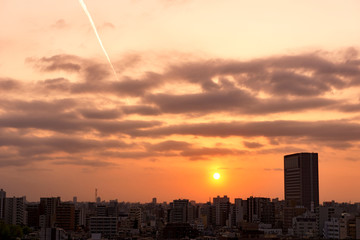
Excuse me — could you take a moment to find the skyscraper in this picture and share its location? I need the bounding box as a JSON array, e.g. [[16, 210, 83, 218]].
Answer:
[[0, 189, 5, 220], [213, 195, 230, 226], [284, 152, 319, 211]]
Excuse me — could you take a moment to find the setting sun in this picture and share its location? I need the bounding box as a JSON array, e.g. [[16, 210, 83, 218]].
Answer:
[[213, 173, 220, 180]]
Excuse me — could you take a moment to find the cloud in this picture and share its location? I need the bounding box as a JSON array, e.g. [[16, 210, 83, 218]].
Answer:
[[147, 140, 191, 152], [164, 52, 359, 96], [0, 98, 76, 113], [50, 19, 68, 29], [0, 78, 21, 91], [264, 168, 282, 171], [2, 49, 360, 169], [0, 111, 161, 135], [133, 120, 360, 145], [243, 141, 263, 149], [145, 89, 337, 115], [36, 78, 71, 92], [79, 108, 122, 119], [28, 54, 82, 72], [122, 105, 161, 116]]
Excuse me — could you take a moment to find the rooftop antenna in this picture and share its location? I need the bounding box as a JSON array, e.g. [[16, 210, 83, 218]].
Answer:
[[95, 188, 97, 203]]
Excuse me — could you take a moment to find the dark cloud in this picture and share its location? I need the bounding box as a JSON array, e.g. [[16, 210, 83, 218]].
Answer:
[[53, 158, 116, 167], [0, 133, 130, 155], [2, 49, 360, 169], [122, 105, 161, 116], [0, 98, 76, 113], [147, 140, 191, 152], [110, 72, 163, 97], [83, 63, 111, 82], [133, 120, 360, 144], [79, 108, 122, 119], [146, 89, 337, 115], [0, 111, 161, 135], [145, 89, 254, 114], [37, 78, 71, 92], [243, 141, 263, 149], [0, 78, 21, 91], [25, 51, 360, 117], [165, 53, 360, 96], [29, 54, 82, 72]]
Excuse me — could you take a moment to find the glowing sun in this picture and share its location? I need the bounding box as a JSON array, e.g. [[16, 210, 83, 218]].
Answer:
[[213, 172, 220, 180]]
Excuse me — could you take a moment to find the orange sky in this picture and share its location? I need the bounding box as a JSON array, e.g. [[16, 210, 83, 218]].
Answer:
[[1, 0, 360, 203]]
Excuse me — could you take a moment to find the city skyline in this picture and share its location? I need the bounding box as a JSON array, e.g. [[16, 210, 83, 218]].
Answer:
[[1, 0, 360, 203]]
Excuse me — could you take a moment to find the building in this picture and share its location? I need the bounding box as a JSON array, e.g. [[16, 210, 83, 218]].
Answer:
[[128, 207, 142, 229], [323, 218, 340, 239], [0, 189, 5, 220], [213, 195, 230, 226], [284, 152, 319, 211], [292, 212, 318, 238], [234, 198, 246, 225], [40, 227, 67, 240], [89, 216, 118, 238], [356, 217, 360, 240], [27, 203, 40, 229], [39, 197, 61, 228], [5, 196, 27, 225], [169, 199, 189, 223], [246, 197, 274, 226], [55, 202, 75, 231]]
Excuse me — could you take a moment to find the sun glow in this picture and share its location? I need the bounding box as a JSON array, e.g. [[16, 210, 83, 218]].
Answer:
[[213, 172, 220, 180]]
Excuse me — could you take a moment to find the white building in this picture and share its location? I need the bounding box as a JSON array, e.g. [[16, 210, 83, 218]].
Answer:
[[323, 218, 340, 239], [292, 212, 318, 238]]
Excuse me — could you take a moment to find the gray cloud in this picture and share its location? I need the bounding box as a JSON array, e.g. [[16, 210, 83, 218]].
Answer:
[[147, 140, 191, 152], [79, 108, 122, 119], [122, 105, 161, 116], [132, 120, 360, 144], [145, 89, 337, 115], [0, 78, 21, 91], [243, 141, 263, 149], [2, 49, 360, 169]]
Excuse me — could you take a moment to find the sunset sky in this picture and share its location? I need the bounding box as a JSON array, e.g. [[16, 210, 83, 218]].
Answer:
[[1, 0, 360, 203]]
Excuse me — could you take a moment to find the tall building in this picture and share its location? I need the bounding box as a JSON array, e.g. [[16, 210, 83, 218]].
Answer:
[[213, 195, 230, 226], [169, 199, 189, 223], [39, 197, 61, 228], [284, 152, 319, 211], [246, 197, 274, 225], [27, 203, 40, 229], [56, 202, 75, 231], [5, 196, 26, 225], [0, 189, 5, 220]]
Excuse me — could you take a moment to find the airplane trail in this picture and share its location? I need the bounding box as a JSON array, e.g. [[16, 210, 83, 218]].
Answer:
[[79, 0, 118, 80]]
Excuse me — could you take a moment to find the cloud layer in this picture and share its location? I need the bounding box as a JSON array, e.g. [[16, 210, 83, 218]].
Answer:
[[2, 49, 360, 167]]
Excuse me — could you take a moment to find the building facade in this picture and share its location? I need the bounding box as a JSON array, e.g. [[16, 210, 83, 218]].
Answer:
[[284, 152, 319, 211], [0, 189, 5, 220]]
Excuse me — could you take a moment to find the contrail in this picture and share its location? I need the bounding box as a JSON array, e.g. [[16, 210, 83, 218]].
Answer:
[[79, 0, 118, 80]]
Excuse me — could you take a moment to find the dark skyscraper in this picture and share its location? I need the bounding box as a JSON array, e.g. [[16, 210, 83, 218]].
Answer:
[[284, 152, 319, 211]]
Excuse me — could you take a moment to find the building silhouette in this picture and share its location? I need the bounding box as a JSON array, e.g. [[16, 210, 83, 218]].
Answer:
[[169, 199, 189, 223], [284, 152, 319, 211], [0, 189, 5, 220], [213, 195, 230, 226]]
